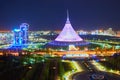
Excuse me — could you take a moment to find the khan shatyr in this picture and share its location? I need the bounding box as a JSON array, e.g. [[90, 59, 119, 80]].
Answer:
[[47, 11, 89, 47]]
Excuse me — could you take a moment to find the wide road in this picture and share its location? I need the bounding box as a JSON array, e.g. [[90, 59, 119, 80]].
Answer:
[[70, 58, 120, 80]]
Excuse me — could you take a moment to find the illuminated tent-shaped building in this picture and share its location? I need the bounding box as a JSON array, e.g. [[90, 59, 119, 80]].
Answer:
[[46, 11, 89, 48]]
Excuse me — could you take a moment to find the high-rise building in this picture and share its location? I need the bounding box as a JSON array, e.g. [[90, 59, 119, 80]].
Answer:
[[104, 28, 116, 36]]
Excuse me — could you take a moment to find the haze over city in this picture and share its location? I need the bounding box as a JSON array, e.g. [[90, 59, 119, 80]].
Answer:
[[0, 0, 120, 31]]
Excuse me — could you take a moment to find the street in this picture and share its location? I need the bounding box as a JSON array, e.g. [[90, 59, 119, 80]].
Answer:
[[71, 59, 120, 80]]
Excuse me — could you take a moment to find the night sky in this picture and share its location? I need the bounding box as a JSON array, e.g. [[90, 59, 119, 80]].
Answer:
[[0, 0, 120, 31]]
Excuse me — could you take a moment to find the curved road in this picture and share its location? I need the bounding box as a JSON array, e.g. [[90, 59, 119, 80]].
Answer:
[[72, 60, 120, 80]]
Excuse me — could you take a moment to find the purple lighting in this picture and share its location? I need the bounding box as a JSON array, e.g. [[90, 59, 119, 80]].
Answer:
[[55, 11, 83, 42], [46, 11, 89, 48]]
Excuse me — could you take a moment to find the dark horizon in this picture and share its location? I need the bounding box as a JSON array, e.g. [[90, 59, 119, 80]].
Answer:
[[0, 0, 120, 31]]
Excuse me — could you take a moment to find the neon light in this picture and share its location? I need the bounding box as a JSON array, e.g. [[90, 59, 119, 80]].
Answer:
[[12, 23, 29, 46], [14, 29, 20, 32]]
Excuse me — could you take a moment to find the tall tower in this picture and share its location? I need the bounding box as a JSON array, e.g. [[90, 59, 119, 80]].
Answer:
[[55, 10, 83, 42], [47, 10, 89, 48]]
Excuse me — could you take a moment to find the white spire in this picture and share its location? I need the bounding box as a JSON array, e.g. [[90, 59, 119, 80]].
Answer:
[[67, 10, 69, 20], [66, 10, 70, 24]]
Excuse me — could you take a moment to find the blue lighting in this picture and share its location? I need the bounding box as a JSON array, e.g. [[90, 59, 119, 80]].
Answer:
[[14, 29, 20, 32], [96, 59, 100, 62], [12, 23, 29, 47], [19, 38, 22, 44]]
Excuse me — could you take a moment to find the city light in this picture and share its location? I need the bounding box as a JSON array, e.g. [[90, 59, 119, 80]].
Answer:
[[91, 60, 120, 75], [0, 6, 120, 80], [62, 60, 83, 80]]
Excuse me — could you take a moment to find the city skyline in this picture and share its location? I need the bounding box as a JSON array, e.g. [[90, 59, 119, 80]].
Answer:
[[0, 0, 120, 31]]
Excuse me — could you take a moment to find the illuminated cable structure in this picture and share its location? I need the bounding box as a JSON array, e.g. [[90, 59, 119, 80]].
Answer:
[[55, 10, 83, 42], [47, 11, 89, 48]]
